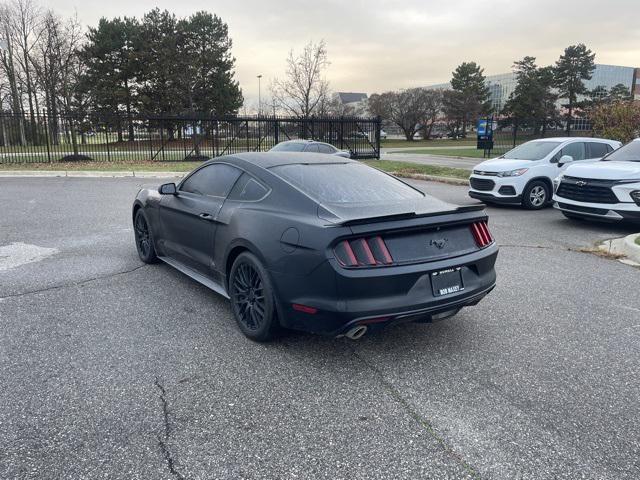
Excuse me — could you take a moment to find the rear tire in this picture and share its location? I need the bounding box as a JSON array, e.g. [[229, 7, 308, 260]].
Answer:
[[522, 181, 550, 210], [229, 252, 280, 342], [133, 209, 159, 264]]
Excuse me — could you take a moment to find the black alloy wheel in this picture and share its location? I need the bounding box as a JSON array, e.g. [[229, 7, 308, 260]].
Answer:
[[229, 252, 279, 341], [134, 210, 158, 263]]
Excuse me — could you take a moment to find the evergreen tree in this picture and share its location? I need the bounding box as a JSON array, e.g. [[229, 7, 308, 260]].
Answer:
[[448, 62, 491, 136], [176, 11, 242, 115], [80, 16, 140, 141], [554, 44, 595, 134]]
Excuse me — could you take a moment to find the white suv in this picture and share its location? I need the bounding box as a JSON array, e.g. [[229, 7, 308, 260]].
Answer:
[[553, 138, 640, 223], [469, 138, 621, 209]]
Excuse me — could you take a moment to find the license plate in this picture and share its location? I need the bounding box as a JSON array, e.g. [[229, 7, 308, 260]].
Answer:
[[431, 267, 464, 297]]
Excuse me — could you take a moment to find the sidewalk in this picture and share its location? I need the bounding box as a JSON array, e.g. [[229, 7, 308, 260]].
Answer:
[[0, 170, 185, 178]]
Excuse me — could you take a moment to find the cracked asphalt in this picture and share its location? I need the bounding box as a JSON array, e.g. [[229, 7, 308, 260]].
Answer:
[[1, 177, 639, 480]]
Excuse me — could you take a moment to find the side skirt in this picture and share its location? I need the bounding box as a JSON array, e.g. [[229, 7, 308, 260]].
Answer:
[[158, 255, 230, 299]]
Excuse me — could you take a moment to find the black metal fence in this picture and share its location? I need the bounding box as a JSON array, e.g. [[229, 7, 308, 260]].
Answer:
[[0, 112, 381, 164], [482, 115, 596, 156]]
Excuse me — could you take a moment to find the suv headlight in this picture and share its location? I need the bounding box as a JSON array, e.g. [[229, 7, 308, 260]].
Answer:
[[497, 168, 529, 177], [630, 190, 640, 206]]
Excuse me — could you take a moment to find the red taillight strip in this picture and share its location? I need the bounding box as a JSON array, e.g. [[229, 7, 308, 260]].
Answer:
[[373, 236, 393, 264], [292, 303, 318, 314], [471, 221, 493, 248], [359, 238, 376, 265], [343, 241, 358, 266]]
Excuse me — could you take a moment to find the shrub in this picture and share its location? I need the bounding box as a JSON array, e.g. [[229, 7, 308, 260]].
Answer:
[[591, 101, 640, 143]]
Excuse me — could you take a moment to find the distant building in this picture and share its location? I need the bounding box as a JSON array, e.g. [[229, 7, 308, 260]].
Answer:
[[426, 64, 640, 112], [335, 92, 369, 115]]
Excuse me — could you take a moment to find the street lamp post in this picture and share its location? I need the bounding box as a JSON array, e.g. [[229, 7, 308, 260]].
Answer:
[[257, 74, 262, 116]]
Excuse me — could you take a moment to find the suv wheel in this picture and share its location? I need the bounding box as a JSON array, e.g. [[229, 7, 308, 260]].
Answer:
[[522, 181, 549, 210]]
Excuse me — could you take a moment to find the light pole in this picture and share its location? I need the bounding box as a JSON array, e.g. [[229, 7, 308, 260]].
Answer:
[[257, 74, 262, 116]]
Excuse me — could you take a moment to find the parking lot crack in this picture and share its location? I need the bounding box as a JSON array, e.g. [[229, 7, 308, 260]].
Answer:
[[350, 348, 481, 480], [155, 377, 186, 480], [0, 264, 148, 301]]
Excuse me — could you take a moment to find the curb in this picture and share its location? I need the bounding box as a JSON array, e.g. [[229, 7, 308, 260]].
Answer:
[[598, 233, 640, 264], [390, 172, 469, 186], [0, 169, 468, 185], [0, 170, 185, 178]]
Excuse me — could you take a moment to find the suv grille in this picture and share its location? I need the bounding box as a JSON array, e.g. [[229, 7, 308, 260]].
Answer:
[[470, 177, 495, 191], [556, 176, 618, 204]]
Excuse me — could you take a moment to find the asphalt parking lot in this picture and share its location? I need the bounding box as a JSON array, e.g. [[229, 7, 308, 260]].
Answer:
[[1, 177, 639, 480]]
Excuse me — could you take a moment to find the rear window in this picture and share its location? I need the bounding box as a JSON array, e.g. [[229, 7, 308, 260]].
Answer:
[[270, 163, 424, 204], [270, 142, 307, 152]]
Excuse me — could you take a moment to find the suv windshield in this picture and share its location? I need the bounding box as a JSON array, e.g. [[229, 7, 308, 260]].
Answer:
[[270, 142, 307, 152], [503, 141, 562, 160], [602, 140, 640, 162], [270, 163, 424, 204]]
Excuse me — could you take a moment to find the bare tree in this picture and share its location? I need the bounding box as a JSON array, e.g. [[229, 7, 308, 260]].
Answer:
[[0, 10, 27, 145], [270, 40, 331, 118], [369, 88, 441, 141], [5, 0, 43, 131]]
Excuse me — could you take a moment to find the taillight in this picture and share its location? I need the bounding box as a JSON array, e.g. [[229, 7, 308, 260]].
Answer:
[[334, 236, 393, 267], [470, 220, 493, 248]]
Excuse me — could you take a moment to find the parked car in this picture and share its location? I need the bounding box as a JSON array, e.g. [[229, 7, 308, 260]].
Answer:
[[469, 137, 621, 209], [380, 129, 387, 140], [132, 153, 498, 341], [553, 138, 640, 223], [270, 140, 350, 158]]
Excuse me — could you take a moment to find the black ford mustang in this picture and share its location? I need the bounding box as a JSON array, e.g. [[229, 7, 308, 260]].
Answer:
[[132, 153, 498, 341]]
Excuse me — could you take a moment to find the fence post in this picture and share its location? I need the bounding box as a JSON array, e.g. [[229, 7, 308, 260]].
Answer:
[[148, 119, 153, 160], [274, 117, 279, 145], [105, 120, 111, 162], [340, 118, 344, 150], [42, 110, 51, 163], [512, 117, 517, 149], [375, 116, 381, 159], [246, 120, 250, 152]]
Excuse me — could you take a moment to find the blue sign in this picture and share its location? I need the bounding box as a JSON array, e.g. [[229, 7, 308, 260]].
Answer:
[[477, 119, 490, 136]]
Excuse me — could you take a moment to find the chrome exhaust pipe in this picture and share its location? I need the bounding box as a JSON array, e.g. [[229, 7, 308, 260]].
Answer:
[[344, 325, 368, 340]]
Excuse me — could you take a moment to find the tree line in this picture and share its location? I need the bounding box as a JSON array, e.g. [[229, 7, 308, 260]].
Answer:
[[369, 43, 635, 141], [0, 0, 243, 145]]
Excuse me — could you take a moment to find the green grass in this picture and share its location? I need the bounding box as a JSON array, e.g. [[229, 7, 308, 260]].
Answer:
[[364, 160, 469, 180], [390, 147, 487, 159], [381, 138, 476, 148], [0, 161, 201, 172], [1, 158, 471, 181]]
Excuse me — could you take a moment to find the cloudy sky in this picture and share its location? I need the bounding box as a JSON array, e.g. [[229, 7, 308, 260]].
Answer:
[[46, 0, 640, 104]]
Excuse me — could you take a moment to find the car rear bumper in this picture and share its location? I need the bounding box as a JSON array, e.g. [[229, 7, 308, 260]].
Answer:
[[269, 244, 498, 336]]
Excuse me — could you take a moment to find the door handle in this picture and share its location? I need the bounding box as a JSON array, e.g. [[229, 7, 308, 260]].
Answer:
[[199, 213, 213, 220]]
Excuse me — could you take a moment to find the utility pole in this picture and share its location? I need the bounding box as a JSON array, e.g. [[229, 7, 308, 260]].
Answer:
[[257, 74, 262, 116]]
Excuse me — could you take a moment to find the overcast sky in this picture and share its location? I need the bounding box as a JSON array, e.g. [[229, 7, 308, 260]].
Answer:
[[46, 0, 640, 104]]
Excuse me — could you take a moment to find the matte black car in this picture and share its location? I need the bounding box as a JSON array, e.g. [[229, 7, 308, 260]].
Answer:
[[270, 139, 351, 158], [132, 153, 498, 341]]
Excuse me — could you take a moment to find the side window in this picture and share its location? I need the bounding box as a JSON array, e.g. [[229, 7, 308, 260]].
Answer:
[[561, 142, 585, 161], [227, 173, 270, 202], [317, 144, 336, 154], [304, 144, 320, 153], [180, 164, 242, 197], [586, 142, 609, 159]]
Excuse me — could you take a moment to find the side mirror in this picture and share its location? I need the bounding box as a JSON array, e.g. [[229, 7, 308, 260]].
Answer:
[[557, 155, 573, 166], [159, 182, 177, 195]]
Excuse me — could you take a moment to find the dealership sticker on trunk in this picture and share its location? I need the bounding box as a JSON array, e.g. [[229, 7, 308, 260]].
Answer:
[[431, 267, 464, 297]]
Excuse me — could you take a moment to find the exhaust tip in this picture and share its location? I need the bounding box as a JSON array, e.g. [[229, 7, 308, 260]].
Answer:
[[345, 325, 368, 340]]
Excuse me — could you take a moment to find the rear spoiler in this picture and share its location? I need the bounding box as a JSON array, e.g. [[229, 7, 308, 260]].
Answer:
[[336, 203, 486, 227]]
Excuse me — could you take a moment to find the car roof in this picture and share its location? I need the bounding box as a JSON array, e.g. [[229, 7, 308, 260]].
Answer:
[[214, 151, 357, 169], [529, 137, 617, 144]]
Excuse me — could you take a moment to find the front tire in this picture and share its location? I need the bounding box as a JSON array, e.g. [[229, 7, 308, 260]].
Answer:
[[133, 209, 159, 264], [522, 181, 550, 210], [229, 252, 280, 342]]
